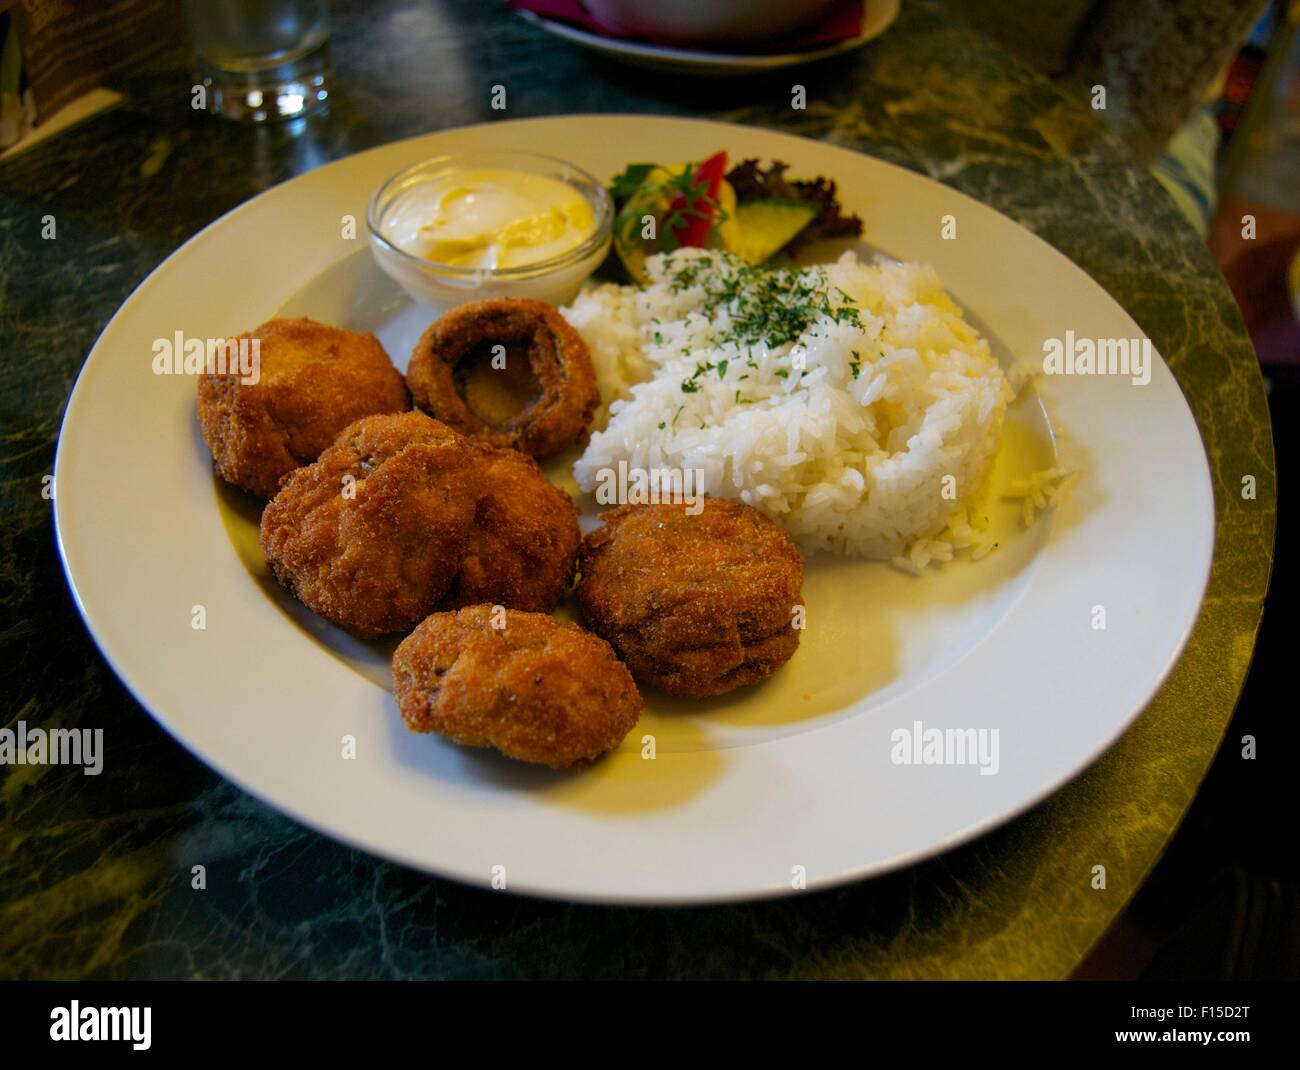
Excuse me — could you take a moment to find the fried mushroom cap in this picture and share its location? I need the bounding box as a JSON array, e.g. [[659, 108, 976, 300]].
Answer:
[[577, 499, 805, 696], [198, 317, 409, 498], [406, 297, 599, 458], [260, 411, 479, 638], [441, 444, 580, 613], [392, 606, 642, 769]]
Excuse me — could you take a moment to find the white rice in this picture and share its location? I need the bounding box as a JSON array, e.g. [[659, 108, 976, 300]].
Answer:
[[563, 248, 1015, 560]]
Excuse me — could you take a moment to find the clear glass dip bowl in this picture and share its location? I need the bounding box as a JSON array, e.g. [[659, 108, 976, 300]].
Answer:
[[367, 150, 613, 312]]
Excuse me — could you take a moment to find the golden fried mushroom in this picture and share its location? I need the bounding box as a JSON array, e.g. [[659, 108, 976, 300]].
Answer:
[[406, 297, 599, 458], [392, 606, 642, 769], [577, 499, 805, 696], [260, 411, 479, 637], [441, 444, 581, 612], [198, 317, 409, 497]]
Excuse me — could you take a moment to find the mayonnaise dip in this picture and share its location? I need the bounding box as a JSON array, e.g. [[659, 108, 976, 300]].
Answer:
[[382, 169, 596, 271]]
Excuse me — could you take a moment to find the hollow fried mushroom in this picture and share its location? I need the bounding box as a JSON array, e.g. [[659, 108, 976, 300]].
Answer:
[[406, 297, 599, 457]]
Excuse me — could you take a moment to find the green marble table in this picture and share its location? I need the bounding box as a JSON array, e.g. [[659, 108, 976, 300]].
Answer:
[[0, 0, 1274, 979]]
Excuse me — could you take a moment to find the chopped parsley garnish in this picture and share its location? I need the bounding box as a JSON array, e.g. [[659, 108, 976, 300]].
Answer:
[[668, 255, 862, 348], [679, 359, 718, 393], [656, 252, 868, 396]]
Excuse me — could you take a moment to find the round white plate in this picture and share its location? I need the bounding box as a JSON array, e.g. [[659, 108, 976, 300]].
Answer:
[[55, 116, 1214, 904], [518, 0, 899, 76]]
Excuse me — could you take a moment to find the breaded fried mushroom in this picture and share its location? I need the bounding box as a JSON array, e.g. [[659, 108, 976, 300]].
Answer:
[[441, 444, 580, 612], [260, 411, 479, 637], [406, 297, 599, 458], [577, 499, 805, 696], [393, 606, 642, 769], [198, 317, 409, 497]]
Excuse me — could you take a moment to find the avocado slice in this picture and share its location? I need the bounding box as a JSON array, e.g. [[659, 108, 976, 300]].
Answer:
[[735, 199, 820, 264]]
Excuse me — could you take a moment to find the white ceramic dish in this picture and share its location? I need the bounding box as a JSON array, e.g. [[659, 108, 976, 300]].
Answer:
[[55, 116, 1214, 904], [367, 149, 612, 312], [518, 0, 899, 76]]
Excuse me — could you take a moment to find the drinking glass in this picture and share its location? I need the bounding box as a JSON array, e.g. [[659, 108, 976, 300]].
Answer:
[[182, 0, 330, 122]]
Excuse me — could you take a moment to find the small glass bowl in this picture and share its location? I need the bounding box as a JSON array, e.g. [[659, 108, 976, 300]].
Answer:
[[367, 150, 613, 312]]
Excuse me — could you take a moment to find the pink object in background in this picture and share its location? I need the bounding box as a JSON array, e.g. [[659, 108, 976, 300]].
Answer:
[[505, 0, 863, 50]]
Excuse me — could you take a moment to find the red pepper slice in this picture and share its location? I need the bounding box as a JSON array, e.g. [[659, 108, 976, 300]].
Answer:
[[669, 150, 728, 248]]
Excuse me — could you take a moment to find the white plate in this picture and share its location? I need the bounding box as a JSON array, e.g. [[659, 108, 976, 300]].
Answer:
[[518, 0, 899, 75], [55, 116, 1214, 904]]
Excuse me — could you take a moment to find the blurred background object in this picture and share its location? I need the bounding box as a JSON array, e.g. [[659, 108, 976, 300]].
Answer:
[[941, 0, 1268, 164], [934, 0, 1300, 363], [181, 0, 331, 121], [504, 0, 897, 75], [0, 0, 180, 153], [582, 0, 840, 44], [1210, 1, 1300, 368]]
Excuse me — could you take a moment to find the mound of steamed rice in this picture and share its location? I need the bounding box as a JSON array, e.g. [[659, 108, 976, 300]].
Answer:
[[563, 248, 1015, 560]]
